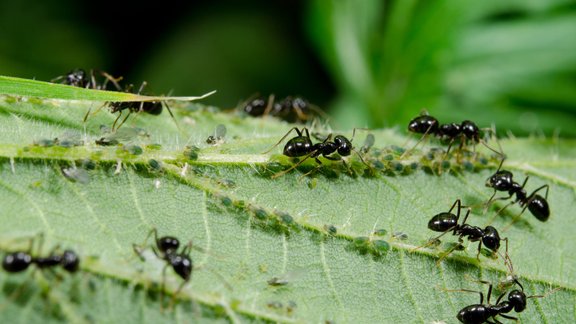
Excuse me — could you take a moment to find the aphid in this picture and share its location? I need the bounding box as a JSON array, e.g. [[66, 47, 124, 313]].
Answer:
[[392, 231, 408, 240], [360, 133, 375, 154], [404, 112, 503, 160], [60, 166, 91, 184], [2, 235, 79, 274], [263, 127, 371, 178], [450, 278, 553, 324], [485, 160, 550, 222], [206, 124, 227, 145], [133, 228, 193, 308], [422, 199, 506, 262]]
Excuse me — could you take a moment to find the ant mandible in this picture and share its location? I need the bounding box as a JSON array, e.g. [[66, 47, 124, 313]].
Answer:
[[485, 160, 550, 222], [133, 228, 193, 308], [404, 112, 504, 160], [263, 127, 371, 178], [2, 234, 80, 274], [424, 199, 506, 262]]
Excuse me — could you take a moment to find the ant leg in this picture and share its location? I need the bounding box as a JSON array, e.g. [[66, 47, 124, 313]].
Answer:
[[270, 151, 316, 179], [181, 241, 193, 256], [83, 102, 106, 123], [167, 276, 189, 311], [163, 102, 182, 132], [111, 111, 123, 130], [99, 71, 123, 91], [262, 127, 305, 154], [160, 264, 169, 311], [137, 81, 147, 95], [435, 237, 464, 265], [114, 111, 132, 131], [262, 94, 275, 117], [410, 229, 453, 253], [447, 199, 463, 214], [475, 240, 483, 261], [133, 228, 158, 261], [529, 184, 550, 200], [498, 314, 517, 321], [400, 130, 433, 159], [455, 208, 471, 236], [442, 288, 485, 304]]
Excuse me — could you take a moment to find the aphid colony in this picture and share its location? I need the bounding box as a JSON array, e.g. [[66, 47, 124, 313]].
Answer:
[[8, 72, 553, 320]]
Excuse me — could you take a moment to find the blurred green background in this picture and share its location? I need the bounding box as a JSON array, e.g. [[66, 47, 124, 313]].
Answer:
[[2, 0, 576, 136]]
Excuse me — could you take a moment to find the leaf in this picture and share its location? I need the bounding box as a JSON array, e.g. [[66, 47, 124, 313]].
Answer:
[[0, 93, 574, 323], [0, 76, 216, 102]]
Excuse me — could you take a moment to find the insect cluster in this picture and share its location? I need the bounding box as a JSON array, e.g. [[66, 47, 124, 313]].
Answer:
[[5, 73, 559, 321], [404, 113, 554, 323], [261, 112, 554, 323]]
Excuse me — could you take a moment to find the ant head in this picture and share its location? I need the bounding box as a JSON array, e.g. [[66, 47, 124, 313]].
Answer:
[[2, 252, 32, 273], [408, 115, 439, 134], [157, 236, 180, 255], [67, 69, 87, 86], [61, 250, 80, 273], [169, 254, 193, 281], [486, 170, 513, 190], [334, 135, 352, 156], [508, 289, 527, 312], [460, 120, 479, 140], [481, 226, 501, 251]]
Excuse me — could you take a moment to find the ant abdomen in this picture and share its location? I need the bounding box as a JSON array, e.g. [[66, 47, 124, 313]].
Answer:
[[2, 252, 32, 273], [527, 196, 549, 221], [408, 115, 439, 134], [428, 213, 458, 232], [480, 226, 501, 251], [284, 136, 313, 157]]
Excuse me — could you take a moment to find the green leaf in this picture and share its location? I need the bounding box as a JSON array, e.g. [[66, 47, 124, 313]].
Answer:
[[0, 92, 574, 323], [0, 76, 215, 102]]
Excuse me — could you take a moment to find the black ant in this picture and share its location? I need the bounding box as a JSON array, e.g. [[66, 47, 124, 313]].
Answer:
[[133, 228, 193, 308], [263, 127, 371, 178], [485, 160, 550, 222], [2, 235, 80, 274], [422, 199, 506, 262], [85, 81, 177, 131], [242, 94, 326, 123], [450, 276, 556, 324], [404, 112, 503, 160]]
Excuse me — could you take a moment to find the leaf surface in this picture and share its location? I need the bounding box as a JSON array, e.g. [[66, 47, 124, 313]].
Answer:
[[0, 92, 574, 323]]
